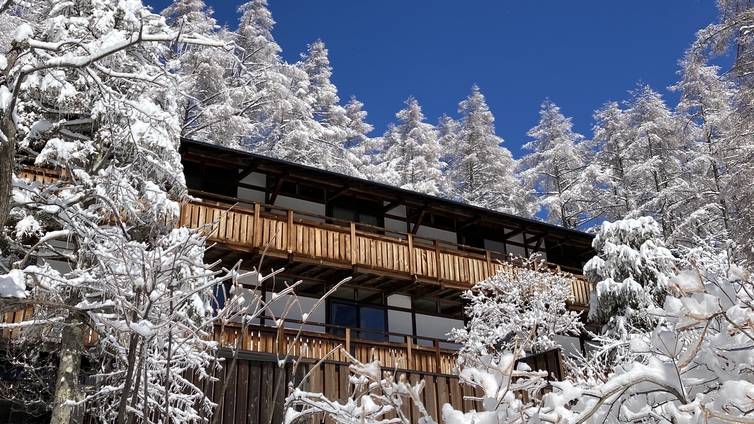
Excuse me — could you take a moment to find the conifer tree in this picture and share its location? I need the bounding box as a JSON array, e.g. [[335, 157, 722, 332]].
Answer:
[[584, 217, 676, 366], [519, 99, 585, 228], [296, 40, 361, 176], [162, 0, 245, 146], [670, 56, 735, 248], [343, 95, 376, 171], [377, 97, 444, 196], [446, 85, 534, 216]]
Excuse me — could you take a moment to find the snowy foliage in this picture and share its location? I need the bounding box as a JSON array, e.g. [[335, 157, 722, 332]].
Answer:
[[584, 217, 677, 368], [0, 0, 228, 422], [544, 260, 754, 424], [285, 352, 438, 424], [451, 256, 583, 360], [519, 99, 586, 228], [375, 97, 445, 196]]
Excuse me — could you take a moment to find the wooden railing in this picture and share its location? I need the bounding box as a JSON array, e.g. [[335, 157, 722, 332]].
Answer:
[[215, 318, 459, 375], [14, 166, 591, 306], [181, 196, 592, 307]]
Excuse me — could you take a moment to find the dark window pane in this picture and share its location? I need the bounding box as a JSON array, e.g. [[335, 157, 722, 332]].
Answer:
[[414, 299, 437, 313], [359, 306, 386, 341], [330, 303, 357, 336], [332, 206, 355, 225]]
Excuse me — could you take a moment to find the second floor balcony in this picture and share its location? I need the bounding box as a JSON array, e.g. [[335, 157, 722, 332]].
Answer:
[[180, 192, 593, 310]]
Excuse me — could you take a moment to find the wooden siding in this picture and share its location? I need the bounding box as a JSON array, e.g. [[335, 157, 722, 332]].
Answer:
[[192, 357, 482, 424], [181, 200, 592, 307]]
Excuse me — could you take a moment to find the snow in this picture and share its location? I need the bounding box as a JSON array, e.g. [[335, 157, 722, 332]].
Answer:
[[0, 270, 26, 298], [15, 215, 43, 238], [669, 269, 705, 293], [14, 23, 33, 42]]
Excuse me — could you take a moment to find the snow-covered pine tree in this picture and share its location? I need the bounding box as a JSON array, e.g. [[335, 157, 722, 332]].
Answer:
[[622, 84, 685, 238], [296, 39, 362, 176], [233, 0, 306, 152], [584, 217, 676, 365], [436, 114, 460, 199], [376, 97, 444, 196], [342, 95, 376, 171], [445, 85, 534, 216], [581, 101, 633, 225], [670, 55, 735, 250], [685, 0, 754, 264], [162, 0, 249, 147], [0, 1, 227, 422], [584, 84, 684, 235], [519, 99, 585, 229]]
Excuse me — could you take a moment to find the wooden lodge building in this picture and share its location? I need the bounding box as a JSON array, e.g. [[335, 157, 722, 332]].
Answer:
[[4, 138, 596, 424]]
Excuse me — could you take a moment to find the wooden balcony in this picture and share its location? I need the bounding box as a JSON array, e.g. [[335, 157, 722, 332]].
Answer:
[[180, 197, 592, 308], [215, 317, 459, 375]]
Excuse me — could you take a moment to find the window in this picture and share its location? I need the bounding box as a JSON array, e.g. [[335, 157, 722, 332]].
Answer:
[[329, 300, 387, 341], [328, 198, 383, 231]]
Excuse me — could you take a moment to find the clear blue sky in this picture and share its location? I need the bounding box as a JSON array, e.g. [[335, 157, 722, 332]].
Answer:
[[146, 0, 720, 159]]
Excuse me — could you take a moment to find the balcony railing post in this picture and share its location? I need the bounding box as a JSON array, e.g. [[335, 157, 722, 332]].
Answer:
[[408, 234, 415, 277], [434, 239, 442, 282], [433, 339, 442, 374], [406, 335, 412, 368], [350, 223, 357, 266], [287, 210, 295, 254], [252, 203, 261, 247], [345, 327, 351, 355], [485, 250, 492, 280]]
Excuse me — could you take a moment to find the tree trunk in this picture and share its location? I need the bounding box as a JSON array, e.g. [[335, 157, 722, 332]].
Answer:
[[49, 312, 84, 424], [0, 137, 12, 228], [0, 41, 24, 228]]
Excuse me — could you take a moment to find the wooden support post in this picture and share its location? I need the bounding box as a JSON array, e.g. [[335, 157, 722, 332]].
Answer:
[[433, 340, 442, 375], [287, 210, 295, 254], [408, 234, 415, 277], [434, 239, 442, 281], [345, 327, 351, 355], [406, 335, 413, 368], [252, 203, 261, 248], [485, 250, 492, 280], [350, 222, 357, 266]]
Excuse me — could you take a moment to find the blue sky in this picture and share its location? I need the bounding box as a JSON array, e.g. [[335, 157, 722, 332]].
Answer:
[[146, 0, 720, 159]]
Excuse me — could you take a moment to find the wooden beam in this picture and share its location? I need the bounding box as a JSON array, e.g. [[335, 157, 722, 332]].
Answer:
[[533, 235, 545, 252], [503, 227, 525, 240], [411, 209, 427, 235], [457, 216, 480, 231], [382, 199, 402, 214], [234, 164, 257, 183], [267, 175, 287, 205], [327, 186, 351, 202]]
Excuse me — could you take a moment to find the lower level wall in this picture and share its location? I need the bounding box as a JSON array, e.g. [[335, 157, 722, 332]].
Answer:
[[0, 355, 481, 424], [205, 355, 481, 424]]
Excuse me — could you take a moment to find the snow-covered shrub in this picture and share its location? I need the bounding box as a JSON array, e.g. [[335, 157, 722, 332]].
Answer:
[[285, 351, 438, 424], [450, 255, 583, 362], [542, 260, 754, 424]]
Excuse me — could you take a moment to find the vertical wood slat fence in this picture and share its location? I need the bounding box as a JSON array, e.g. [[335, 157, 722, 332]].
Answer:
[[198, 356, 482, 424], [180, 200, 592, 307]]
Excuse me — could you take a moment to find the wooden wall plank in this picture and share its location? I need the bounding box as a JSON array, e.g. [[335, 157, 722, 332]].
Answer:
[[236, 360, 249, 424], [259, 362, 275, 424], [222, 364, 237, 424]]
